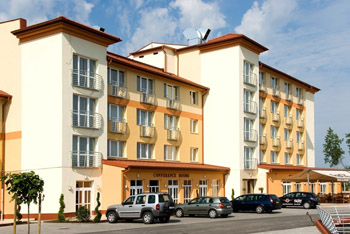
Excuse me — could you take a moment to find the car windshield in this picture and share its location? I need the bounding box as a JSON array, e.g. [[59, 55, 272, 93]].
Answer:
[[310, 193, 318, 198], [271, 195, 279, 201], [219, 197, 229, 203], [159, 194, 173, 203]]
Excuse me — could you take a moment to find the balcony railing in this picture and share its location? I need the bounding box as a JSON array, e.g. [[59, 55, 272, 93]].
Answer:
[[140, 92, 156, 105], [272, 112, 280, 123], [72, 69, 102, 91], [244, 73, 257, 87], [244, 158, 258, 170], [260, 135, 267, 145], [286, 138, 293, 149], [259, 108, 267, 119], [298, 97, 304, 105], [140, 125, 155, 138], [298, 141, 305, 151], [108, 120, 127, 134], [244, 129, 257, 142], [72, 151, 102, 168], [108, 83, 127, 99], [167, 99, 181, 110], [297, 118, 304, 128], [72, 110, 102, 129], [259, 83, 267, 92], [244, 101, 257, 114], [272, 137, 281, 147], [272, 87, 280, 97], [167, 129, 180, 141], [285, 114, 293, 126], [285, 91, 292, 101]]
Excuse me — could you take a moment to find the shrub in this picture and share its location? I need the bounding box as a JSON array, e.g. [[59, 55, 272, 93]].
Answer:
[[58, 194, 65, 222], [196, 189, 199, 198], [76, 206, 90, 222], [16, 199, 22, 222], [93, 192, 102, 223], [231, 189, 235, 200]]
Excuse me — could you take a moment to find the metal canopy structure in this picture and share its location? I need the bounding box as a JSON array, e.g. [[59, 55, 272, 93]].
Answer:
[[285, 169, 350, 183]]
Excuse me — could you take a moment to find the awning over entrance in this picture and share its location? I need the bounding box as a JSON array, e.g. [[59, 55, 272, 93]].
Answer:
[[284, 169, 350, 182]]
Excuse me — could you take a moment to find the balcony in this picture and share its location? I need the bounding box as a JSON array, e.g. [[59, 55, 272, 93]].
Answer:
[[244, 101, 257, 114], [140, 92, 156, 105], [167, 99, 181, 110], [286, 138, 293, 149], [244, 73, 257, 87], [108, 83, 127, 99], [260, 135, 267, 149], [108, 120, 127, 134], [298, 97, 304, 106], [285, 114, 293, 126], [272, 87, 280, 97], [259, 83, 267, 93], [72, 69, 102, 91], [140, 125, 155, 138], [272, 112, 280, 123], [167, 129, 180, 141], [244, 129, 257, 142], [244, 158, 258, 170], [272, 137, 281, 148], [285, 91, 292, 101], [298, 141, 305, 151], [72, 110, 102, 129], [297, 118, 304, 129], [259, 108, 267, 120], [72, 151, 102, 168]]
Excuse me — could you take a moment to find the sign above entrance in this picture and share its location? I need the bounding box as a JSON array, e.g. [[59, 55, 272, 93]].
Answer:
[[153, 173, 189, 178]]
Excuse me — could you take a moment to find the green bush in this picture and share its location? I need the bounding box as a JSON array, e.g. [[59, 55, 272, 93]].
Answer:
[[196, 189, 199, 197], [93, 192, 102, 223], [231, 189, 235, 200], [76, 206, 90, 222], [58, 194, 65, 222], [16, 199, 22, 222]]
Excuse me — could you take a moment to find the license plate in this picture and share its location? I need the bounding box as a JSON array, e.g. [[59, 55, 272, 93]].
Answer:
[[227, 206, 231, 208], [276, 201, 279, 204], [169, 206, 175, 209]]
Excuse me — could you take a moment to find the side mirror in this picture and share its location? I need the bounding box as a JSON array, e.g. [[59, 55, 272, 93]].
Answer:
[[122, 202, 125, 206]]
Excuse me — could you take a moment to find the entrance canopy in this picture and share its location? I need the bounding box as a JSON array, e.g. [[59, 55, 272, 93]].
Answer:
[[285, 169, 350, 182]]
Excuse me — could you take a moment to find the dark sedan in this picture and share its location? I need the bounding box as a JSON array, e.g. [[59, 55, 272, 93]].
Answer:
[[231, 193, 281, 214], [279, 192, 320, 209]]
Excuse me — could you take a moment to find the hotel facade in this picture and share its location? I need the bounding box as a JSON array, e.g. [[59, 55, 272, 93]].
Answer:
[[0, 16, 331, 219]]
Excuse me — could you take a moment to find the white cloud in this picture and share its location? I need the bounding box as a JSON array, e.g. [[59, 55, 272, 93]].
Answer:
[[72, 0, 94, 25]]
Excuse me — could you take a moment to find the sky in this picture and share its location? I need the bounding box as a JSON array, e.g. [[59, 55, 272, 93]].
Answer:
[[1, 0, 349, 168]]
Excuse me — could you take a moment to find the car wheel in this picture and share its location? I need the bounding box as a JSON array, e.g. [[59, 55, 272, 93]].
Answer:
[[303, 202, 311, 209], [175, 209, 184, 217], [256, 206, 264, 214], [159, 215, 170, 223], [221, 214, 229, 218], [107, 211, 118, 223], [142, 211, 154, 224], [208, 209, 217, 219]]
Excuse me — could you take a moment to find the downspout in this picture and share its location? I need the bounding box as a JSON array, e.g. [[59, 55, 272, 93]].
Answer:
[[201, 90, 209, 164], [121, 167, 131, 202], [1, 96, 11, 220]]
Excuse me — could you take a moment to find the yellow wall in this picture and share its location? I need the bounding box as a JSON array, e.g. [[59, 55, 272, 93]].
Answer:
[[101, 164, 123, 210]]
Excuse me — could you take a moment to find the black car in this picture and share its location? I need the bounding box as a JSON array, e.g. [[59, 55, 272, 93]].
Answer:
[[231, 193, 281, 214], [279, 192, 320, 209]]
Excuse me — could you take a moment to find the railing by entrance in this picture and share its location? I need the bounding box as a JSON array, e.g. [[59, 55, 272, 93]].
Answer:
[[317, 205, 350, 234], [72, 151, 102, 168]]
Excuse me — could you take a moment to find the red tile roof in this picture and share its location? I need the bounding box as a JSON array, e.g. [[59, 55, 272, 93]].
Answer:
[[0, 90, 12, 99], [258, 164, 307, 171], [103, 160, 230, 172], [107, 52, 209, 91]]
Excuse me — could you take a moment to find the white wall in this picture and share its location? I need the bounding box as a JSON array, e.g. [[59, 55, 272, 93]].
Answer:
[[305, 91, 315, 167]]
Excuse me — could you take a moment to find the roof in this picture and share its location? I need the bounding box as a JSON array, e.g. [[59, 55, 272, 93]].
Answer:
[[259, 62, 320, 94], [284, 169, 350, 182], [130, 45, 177, 57], [103, 160, 230, 172], [107, 52, 209, 91], [12, 16, 121, 46], [258, 164, 307, 171], [0, 90, 12, 99]]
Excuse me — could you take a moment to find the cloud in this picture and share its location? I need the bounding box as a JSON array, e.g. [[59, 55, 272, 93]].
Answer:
[[72, 0, 94, 25]]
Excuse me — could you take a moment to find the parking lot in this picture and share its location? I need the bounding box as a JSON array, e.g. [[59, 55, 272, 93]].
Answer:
[[0, 207, 320, 234]]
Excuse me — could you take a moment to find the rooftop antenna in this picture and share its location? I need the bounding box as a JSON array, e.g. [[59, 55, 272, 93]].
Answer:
[[183, 28, 211, 46]]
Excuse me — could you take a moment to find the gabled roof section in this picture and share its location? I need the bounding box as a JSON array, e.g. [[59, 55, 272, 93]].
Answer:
[[259, 62, 320, 94], [177, 33, 268, 54], [12, 16, 121, 46], [0, 90, 12, 100], [103, 160, 230, 172], [130, 45, 177, 57], [107, 52, 209, 91], [134, 42, 187, 53]]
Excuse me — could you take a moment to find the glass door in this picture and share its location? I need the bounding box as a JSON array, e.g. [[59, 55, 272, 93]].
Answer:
[[76, 181, 92, 212], [168, 180, 179, 204]]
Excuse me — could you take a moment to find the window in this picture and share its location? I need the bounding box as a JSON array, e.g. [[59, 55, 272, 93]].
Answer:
[[168, 180, 179, 204], [259, 123, 263, 137], [148, 195, 156, 204], [190, 147, 198, 162], [137, 143, 153, 159], [296, 87, 302, 99], [108, 140, 123, 158], [270, 77, 278, 89], [259, 72, 265, 84], [270, 126, 277, 138], [190, 119, 198, 133], [183, 180, 192, 203], [149, 180, 159, 193], [296, 154, 302, 165], [136, 195, 146, 204], [130, 180, 143, 196], [72, 95, 96, 128], [164, 114, 178, 130], [283, 182, 291, 195], [212, 179, 219, 197], [259, 150, 265, 163], [296, 109, 302, 120], [309, 183, 316, 193], [137, 76, 153, 93], [285, 153, 290, 164], [108, 104, 124, 122], [244, 147, 254, 169], [108, 68, 125, 87], [244, 89, 254, 113], [284, 128, 289, 141], [199, 180, 208, 197], [320, 182, 327, 195], [271, 151, 277, 163], [244, 118, 254, 141], [284, 105, 289, 117], [72, 136, 95, 167], [76, 181, 92, 212], [73, 55, 96, 89], [295, 183, 302, 192], [284, 82, 291, 94], [164, 84, 179, 100], [124, 196, 135, 205], [137, 109, 152, 126], [243, 61, 254, 83], [164, 145, 178, 161], [270, 101, 277, 113], [296, 131, 301, 143], [190, 91, 198, 105]]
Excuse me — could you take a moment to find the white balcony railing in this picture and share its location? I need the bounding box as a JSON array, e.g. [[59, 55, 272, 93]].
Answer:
[[286, 138, 293, 149], [244, 158, 258, 170], [72, 110, 102, 129], [72, 69, 102, 91], [140, 92, 156, 105], [109, 120, 127, 134], [298, 97, 304, 106], [297, 118, 304, 128], [272, 137, 281, 147], [167, 99, 181, 110], [298, 141, 305, 151], [285, 114, 293, 126], [244, 73, 257, 87], [108, 83, 127, 99], [244, 129, 257, 142], [260, 135, 267, 145], [244, 101, 257, 114], [259, 108, 267, 119], [273, 112, 280, 123], [272, 87, 280, 97], [167, 129, 180, 141], [72, 151, 102, 168], [140, 125, 155, 138], [259, 83, 267, 92], [285, 91, 292, 101]]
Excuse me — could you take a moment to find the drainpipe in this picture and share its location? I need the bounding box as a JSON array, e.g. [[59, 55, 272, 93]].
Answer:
[[201, 90, 209, 164], [121, 167, 131, 202], [1, 95, 11, 220]]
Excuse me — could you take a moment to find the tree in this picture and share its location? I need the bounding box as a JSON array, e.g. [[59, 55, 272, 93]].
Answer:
[[58, 194, 65, 222], [323, 128, 344, 167], [1, 171, 44, 234], [346, 133, 350, 155], [93, 192, 101, 223]]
